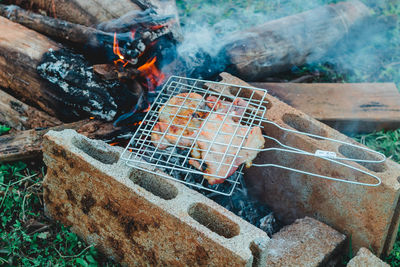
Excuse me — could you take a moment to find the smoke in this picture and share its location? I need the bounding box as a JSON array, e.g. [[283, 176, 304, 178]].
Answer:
[[167, 0, 329, 79], [168, 0, 397, 83]]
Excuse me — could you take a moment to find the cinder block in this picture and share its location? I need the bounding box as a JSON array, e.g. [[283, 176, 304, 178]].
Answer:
[[347, 247, 389, 267], [265, 217, 346, 266], [42, 129, 270, 266], [218, 72, 400, 256]]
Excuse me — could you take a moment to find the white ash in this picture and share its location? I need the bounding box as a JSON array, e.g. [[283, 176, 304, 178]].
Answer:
[[37, 49, 119, 121]]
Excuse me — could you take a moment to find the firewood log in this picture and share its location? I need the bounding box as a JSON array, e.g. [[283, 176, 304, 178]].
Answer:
[[4, 0, 142, 26], [0, 15, 62, 118], [4, 0, 182, 40], [223, 0, 371, 81], [0, 4, 174, 63], [0, 16, 139, 122], [0, 89, 62, 130], [0, 119, 121, 162]]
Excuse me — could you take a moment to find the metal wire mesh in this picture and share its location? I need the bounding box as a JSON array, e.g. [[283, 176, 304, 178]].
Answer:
[[121, 76, 268, 196]]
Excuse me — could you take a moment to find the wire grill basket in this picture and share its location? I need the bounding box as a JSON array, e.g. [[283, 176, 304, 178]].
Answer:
[[121, 76, 386, 196], [121, 76, 269, 195]]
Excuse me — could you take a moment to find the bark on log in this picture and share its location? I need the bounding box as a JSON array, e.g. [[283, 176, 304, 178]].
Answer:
[[0, 119, 121, 162], [5, 0, 142, 26], [0, 4, 174, 63], [0, 15, 62, 117], [0, 4, 105, 45], [223, 0, 371, 81], [5, 0, 182, 40], [0, 89, 62, 130]]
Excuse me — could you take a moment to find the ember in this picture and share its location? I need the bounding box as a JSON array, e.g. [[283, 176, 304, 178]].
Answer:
[[137, 57, 166, 92]]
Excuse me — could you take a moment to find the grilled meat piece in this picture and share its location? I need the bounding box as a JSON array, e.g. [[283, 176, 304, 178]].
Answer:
[[151, 92, 208, 149], [151, 92, 265, 185], [206, 95, 247, 121], [189, 97, 264, 185]]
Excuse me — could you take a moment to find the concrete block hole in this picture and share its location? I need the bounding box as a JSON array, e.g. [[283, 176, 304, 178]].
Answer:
[[72, 137, 119, 165], [338, 144, 387, 173], [282, 113, 327, 139], [188, 203, 240, 238], [129, 172, 178, 200]]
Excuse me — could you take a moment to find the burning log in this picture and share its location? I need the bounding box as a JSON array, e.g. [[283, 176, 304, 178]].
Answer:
[[0, 119, 121, 162], [0, 4, 174, 66], [223, 0, 371, 81], [0, 16, 142, 121], [0, 89, 62, 130]]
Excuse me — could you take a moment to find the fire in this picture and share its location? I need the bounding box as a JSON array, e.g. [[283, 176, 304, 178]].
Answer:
[[138, 57, 165, 92], [113, 32, 127, 66], [143, 104, 151, 112], [150, 24, 165, 31], [112, 31, 165, 96]]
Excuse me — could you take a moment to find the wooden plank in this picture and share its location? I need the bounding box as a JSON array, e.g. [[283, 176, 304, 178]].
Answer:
[[250, 82, 400, 133]]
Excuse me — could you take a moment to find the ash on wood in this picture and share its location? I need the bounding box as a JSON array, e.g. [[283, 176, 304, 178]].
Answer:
[[223, 0, 371, 81], [37, 49, 118, 121], [251, 82, 400, 133]]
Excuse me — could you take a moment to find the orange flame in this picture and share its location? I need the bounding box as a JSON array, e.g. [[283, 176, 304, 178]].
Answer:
[[138, 57, 165, 92], [109, 142, 119, 146], [143, 104, 151, 112], [133, 121, 143, 126], [113, 32, 127, 66], [150, 24, 165, 31]]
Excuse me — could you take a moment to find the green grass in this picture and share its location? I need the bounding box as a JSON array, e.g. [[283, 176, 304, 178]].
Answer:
[[0, 161, 116, 266], [0, 124, 10, 135], [0, 126, 117, 266], [355, 129, 400, 163]]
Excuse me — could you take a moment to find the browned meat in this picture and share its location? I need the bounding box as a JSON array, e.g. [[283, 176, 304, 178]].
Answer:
[[151, 93, 208, 149], [189, 97, 264, 185], [151, 92, 265, 185]]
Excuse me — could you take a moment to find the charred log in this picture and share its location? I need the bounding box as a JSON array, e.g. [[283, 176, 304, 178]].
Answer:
[[0, 119, 123, 162], [222, 1, 372, 81], [37, 49, 142, 121], [0, 89, 62, 130]]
